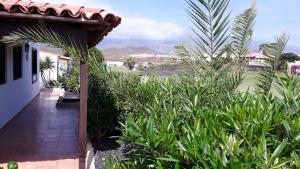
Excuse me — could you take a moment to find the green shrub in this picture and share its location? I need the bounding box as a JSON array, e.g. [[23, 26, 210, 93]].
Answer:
[[109, 74, 164, 115], [87, 70, 120, 141], [58, 47, 104, 93], [7, 162, 18, 169], [104, 75, 300, 169], [57, 59, 80, 93]]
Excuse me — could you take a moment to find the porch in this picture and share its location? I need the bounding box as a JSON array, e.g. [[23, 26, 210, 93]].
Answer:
[[0, 89, 80, 169]]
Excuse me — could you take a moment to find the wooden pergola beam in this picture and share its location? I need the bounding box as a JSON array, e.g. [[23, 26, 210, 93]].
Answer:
[[79, 61, 88, 159], [79, 60, 88, 169]]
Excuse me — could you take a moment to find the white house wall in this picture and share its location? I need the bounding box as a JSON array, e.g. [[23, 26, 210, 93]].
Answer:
[[0, 43, 41, 129]]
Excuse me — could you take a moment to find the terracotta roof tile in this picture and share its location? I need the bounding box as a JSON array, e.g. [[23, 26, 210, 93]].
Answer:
[[0, 0, 120, 22], [0, 0, 121, 47]]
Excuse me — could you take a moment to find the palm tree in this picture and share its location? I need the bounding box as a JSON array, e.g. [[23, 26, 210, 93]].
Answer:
[[124, 57, 136, 70], [176, 0, 257, 107], [40, 56, 54, 87]]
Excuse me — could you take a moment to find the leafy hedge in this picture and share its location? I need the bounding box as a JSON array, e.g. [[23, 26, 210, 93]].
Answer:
[[87, 70, 120, 141], [103, 74, 300, 169]]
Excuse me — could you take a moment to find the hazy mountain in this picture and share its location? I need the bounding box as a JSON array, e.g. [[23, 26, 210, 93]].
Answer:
[[98, 38, 300, 61], [98, 38, 181, 55], [101, 46, 156, 61], [250, 40, 300, 53]]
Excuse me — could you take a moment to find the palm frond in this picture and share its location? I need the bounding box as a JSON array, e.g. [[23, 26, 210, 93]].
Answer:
[[274, 74, 300, 115], [1, 26, 106, 72], [1, 26, 87, 61], [232, 1, 256, 58], [186, 0, 231, 67], [257, 32, 289, 94], [176, 0, 257, 108], [87, 49, 105, 72], [176, 44, 212, 77], [178, 0, 233, 82]]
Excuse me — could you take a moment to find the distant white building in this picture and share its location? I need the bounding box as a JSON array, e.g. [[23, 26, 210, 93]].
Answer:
[[104, 61, 124, 67], [130, 53, 179, 59], [242, 52, 267, 67]]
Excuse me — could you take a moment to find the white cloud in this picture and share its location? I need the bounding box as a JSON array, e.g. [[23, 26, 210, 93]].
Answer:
[[110, 16, 185, 40], [33, 0, 185, 40]]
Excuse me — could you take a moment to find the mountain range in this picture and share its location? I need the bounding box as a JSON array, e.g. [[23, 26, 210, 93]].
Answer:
[[98, 38, 181, 54], [98, 38, 300, 60]]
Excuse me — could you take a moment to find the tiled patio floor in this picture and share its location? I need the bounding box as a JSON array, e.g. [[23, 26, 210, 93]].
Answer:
[[0, 89, 80, 169]]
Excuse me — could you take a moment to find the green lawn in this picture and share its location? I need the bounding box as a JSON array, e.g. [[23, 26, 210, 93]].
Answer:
[[238, 71, 260, 93], [238, 71, 286, 94], [108, 66, 140, 73]]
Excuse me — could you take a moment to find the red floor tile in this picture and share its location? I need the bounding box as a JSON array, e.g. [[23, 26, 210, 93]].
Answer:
[[0, 89, 80, 169]]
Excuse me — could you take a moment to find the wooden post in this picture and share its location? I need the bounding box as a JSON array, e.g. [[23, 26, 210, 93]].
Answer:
[[79, 61, 88, 158]]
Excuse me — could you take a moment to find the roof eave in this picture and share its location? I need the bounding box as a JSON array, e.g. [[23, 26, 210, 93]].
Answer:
[[0, 11, 111, 26]]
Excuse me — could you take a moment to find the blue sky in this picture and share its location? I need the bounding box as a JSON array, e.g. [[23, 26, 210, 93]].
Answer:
[[37, 0, 300, 47]]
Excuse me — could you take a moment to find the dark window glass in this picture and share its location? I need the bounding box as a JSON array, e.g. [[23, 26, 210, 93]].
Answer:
[[32, 48, 38, 83], [13, 46, 23, 80], [0, 43, 5, 85]]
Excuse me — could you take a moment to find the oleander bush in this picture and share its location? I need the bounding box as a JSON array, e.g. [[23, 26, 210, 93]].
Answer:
[[100, 72, 300, 169]]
